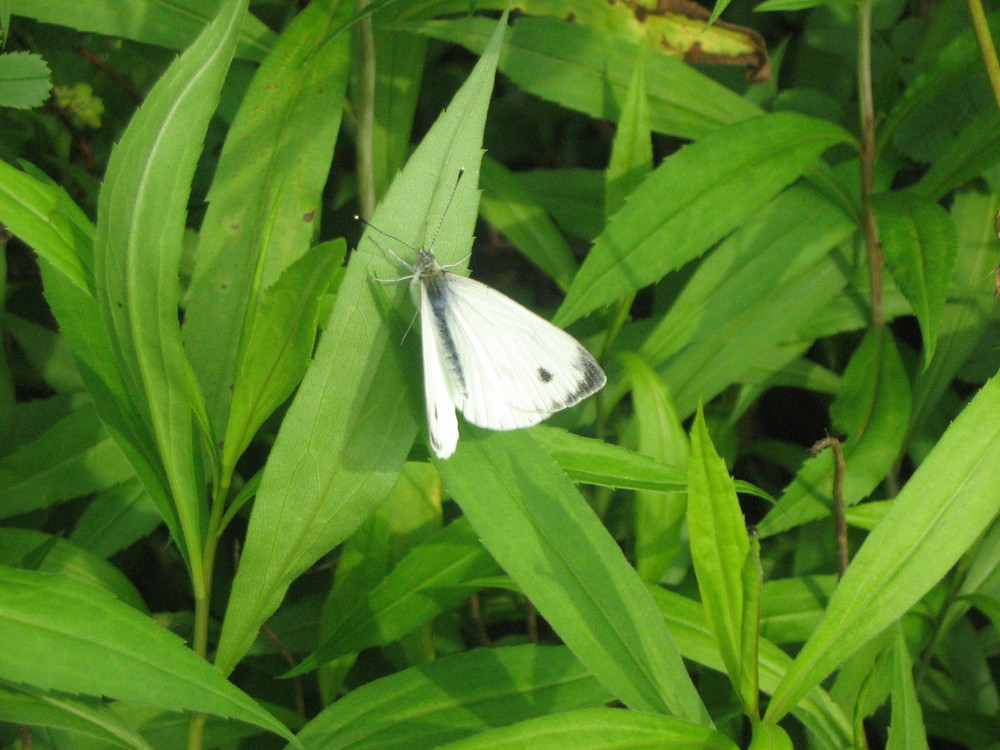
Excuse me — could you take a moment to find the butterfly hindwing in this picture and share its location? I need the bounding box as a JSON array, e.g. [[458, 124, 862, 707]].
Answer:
[[426, 272, 606, 431]]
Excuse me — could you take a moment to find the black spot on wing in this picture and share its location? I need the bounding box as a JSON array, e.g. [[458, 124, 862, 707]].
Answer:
[[537, 367, 553, 383]]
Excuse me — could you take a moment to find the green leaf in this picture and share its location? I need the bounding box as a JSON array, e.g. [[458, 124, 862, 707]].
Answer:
[[909, 191, 999, 438], [0, 252, 10, 455], [515, 168, 605, 241], [0, 400, 134, 521], [94, 0, 249, 571], [915, 107, 1000, 199], [0, 51, 51, 109], [439, 428, 710, 722], [618, 352, 688, 583], [408, 14, 761, 140], [0, 527, 145, 611], [370, 29, 428, 200], [0, 682, 153, 750], [214, 12, 508, 676], [758, 327, 910, 537], [183, 0, 352, 445], [531, 426, 687, 492], [605, 52, 652, 217], [479, 156, 578, 291], [0, 159, 93, 293], [760, 575, 835, 645], [293, 646, 613, 750], [221, 240, 342, 474], [875, 191, 958, 365], [0, 162, 182, 546], [0, 566, 294, 740], [4, 314, 84, 393], [290, 517, 499, 675], [687, 407, 749, 699], [746, 718, 793, 750], [877, 13, 1000, 156], [69, 477, 159, 559], [647, 586, 852, 749], [12, 0, 276, 60], [314, 461, 443, 699], [754, 0, 826, 11], [885, 626, 929, 750], [764, 371, 1000, 722], [556, 113, 854, 326], [437, 708, 740, 750]]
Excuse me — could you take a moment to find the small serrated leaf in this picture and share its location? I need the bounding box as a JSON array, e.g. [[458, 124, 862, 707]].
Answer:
[[875, 191, 958, 366], [0, 52, 51, 109]]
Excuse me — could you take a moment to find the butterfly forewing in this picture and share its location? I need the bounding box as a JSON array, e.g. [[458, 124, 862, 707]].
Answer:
[[427, 272, 606, 431]]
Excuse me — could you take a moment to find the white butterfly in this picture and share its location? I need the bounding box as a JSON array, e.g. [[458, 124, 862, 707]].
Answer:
[[364, 193, 606, 458]]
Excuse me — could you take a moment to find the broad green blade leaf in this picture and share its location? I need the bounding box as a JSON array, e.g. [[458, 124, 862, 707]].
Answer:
[[184, 0, 352, 446], [315, 461, 442, 699], [0, 158, 92, 292], [885, 626, 929, 750], [94, 0, 249, 571], [214, 13, 508, 676], [4, 314, 84, 393], [292, 645, 613, 750], [437, 708, 739, 750], [0, 400, 133, 520], [755, 0, 826, 10], [646, 185, 855, 418], [758, 327, 910, 537], [619, 353, 688, 583], [875, 191, 958, 365], [69, 477, 159, 559], [370, 29, 428, 200], [515, 168, 605, 241], [747, 718, 793, 750], [531, 426, 687, 492], [764, 371, 1000, 722], [479, 156, 578, 291], [0, 162, 182, 543], [0, 251, 10, 454], [408, 14, 761, 140], [439, 428, 710, 722], [0, 567, 294, 740], [0, 51, 51, 109], [640, 185, 855, 367], [687, 407, 749, 694], [877, 13, 999, 155], [760, 575, 835, 645], [909, 191, 999, 441], [11, 0, 276, 59], [0, 682, 153, 750], [605, 53, 652, 217], [648, 587, 852, 749], [556, 113, 854, 326], [915, 107, 1000, 199], [290, 517, 498, 675], [221, 240, 342, 474], [0, 527, 145, 611]]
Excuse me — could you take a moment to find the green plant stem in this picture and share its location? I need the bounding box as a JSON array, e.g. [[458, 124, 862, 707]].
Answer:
[[857, 0, 884, 329], [965, 0, 1000, 113], [186, 479, 231, 750], [356, 0, 377, 219]]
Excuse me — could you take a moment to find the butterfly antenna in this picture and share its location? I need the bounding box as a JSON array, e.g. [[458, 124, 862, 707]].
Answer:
[[428, 168, 465, 253], [355, 214, 418, 270]]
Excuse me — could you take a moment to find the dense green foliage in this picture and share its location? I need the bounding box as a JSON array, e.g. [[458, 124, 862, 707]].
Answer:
[[1, 0, 999, 748]]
